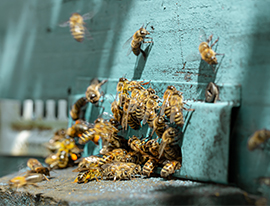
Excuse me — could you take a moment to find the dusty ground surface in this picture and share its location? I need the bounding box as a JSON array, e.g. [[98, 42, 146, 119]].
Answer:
[[0, 167, 264, 206]]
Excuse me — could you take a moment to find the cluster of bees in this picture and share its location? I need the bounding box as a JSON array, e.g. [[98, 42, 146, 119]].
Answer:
[[8, 11, 226, 188]]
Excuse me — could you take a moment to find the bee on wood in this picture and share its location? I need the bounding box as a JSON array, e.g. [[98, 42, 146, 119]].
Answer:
[[69, 97, 88, 121], [145, 139, 160, 157], [124, 24, 153, 59], [247, 129, 270, 151], [74, 167, 103, 183], [9, 173, 44, 189], [158, 127, 180, 159], [142, 158, 157, 177], [150, 115, 166, 139], [196, 30, 225, 72], [27, 158, 50, 181], [160, 86, 177, 116], [111, 97, 123, 123], [73, 155, 103, 172], [102, 162, 141, 181], [59, 12, 94, 42], [142, 94, 160, 126], [160, 160, 181, 178], [205, 82, 219, 103], [85, 78, 108, 105]]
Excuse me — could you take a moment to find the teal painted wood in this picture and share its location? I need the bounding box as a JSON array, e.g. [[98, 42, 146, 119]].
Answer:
[[0, 0, 269, 195]]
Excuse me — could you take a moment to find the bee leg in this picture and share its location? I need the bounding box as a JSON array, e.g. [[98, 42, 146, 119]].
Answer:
[[43, 175, 50, 181], [207, 34, 213, 43], [216, 53, 225, 56], [210, 37, 219, 48], [211, 64, 216, 73]]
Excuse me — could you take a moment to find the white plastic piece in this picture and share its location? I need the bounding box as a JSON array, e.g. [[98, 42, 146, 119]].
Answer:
[[22, 99, 33, 120], [45, 100, 56, 120], [34, 99, 44, 119], [57, 99, 68, 120]]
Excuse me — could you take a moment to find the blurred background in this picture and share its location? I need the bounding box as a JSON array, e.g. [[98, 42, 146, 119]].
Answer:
[[0, 0, 269, 198]]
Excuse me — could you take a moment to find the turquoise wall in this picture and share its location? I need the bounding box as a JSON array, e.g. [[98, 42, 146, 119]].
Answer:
[[0, 0, 270, 194]]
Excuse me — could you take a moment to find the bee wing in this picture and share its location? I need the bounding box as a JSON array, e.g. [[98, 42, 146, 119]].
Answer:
[[82, 11, 95, 21], [72, 167, 89, 172], [199, 28, 207, 42], [170, 107, 177, 124], [185, 52, 201, 62], [158, 141, 167, 159], [122, 36, 133, 49], [83, 26, 93, 40], [59, 20, 70, 27]]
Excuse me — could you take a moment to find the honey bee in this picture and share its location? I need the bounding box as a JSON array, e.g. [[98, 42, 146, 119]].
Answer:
[[205, 82, 219, 103], [73, 155, 103, 172], [85, 78, 108, 104], [160, 86, 177, 116], [166, 91, 194, 127], [27, 158, 50, 181], [59, 12, 94, 42], [49, 129, 66, 144], [74, 167, 103, 183], [247, 129, 270, 151], [66, 120, 90, 138], [70, 97, 88, 120], [111, 97, 123, 123], [45, 139, 81, 169], [102, 162, 141, 181], [98, 148, 127, 166], [160, 160, 181, 178], [150, 115, 166, 139], [142, 94, 160, 126], [9, 173, 44, 189], [142, 158, 157, 177], [125, 151, 141, 164], [199, 31, 224, 69], [124, 24, 153, 59], [116, 77, 129, 94], [158, 127, 180, 159], [145, 139, 160, 157]]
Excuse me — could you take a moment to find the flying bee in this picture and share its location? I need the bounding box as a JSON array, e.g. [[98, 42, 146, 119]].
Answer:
[[124, 24, 153, 59], [74, 167, 103, 183], [158, 127, 180, 159], [150, 115, 166, 139], [196, 30, 225, 71], [70, 97, 88, 121], [59, 12, 94, 42], [9, 173, 44, 189], [205, 82, 219, 103], [66, 119, 91, 138], [27, 158, 50, 181], [142, 158, 157, 177], [160, 160, 181, 178], [247, 129, 270, 151], [142, 94, 160, 126], [85, 78, 108, 105]]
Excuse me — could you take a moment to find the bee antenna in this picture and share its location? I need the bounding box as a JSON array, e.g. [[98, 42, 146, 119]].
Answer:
[[145, 22, 150, 29]]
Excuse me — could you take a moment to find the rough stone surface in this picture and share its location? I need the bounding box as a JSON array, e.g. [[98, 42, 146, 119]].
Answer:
[[0, 167, 262, 206]]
